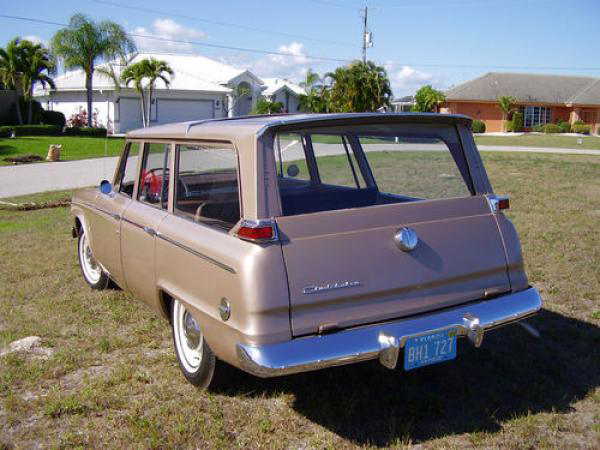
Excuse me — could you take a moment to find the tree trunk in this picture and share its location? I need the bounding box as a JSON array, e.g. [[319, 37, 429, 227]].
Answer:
[[27, 90, 33, 125], [139, 87, 147, 127], [85, 70, 93, 127], [14, 89, 23, 125], [146, 85, 153, 127]]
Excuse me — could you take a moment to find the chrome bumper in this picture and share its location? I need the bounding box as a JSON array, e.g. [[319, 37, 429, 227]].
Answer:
[[236, 287, 542, 378]]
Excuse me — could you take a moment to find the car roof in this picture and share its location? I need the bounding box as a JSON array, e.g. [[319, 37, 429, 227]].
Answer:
[[125, 112, 473, 141]]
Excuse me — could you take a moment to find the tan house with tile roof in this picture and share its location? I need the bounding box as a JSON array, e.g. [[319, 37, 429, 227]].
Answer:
[[442, 72, 600, 132]]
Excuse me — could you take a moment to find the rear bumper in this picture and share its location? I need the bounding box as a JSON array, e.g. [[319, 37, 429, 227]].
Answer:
[[236, 287, 542, 378]]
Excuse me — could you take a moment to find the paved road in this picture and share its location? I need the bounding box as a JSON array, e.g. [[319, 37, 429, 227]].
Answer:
[[2, 145, 599, 198]]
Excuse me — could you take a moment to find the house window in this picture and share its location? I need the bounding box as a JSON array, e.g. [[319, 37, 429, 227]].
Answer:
[[520, 106, 552, 128]]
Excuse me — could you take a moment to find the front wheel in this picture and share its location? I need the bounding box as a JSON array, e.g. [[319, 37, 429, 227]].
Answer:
[[171, 299, 217, 388], [78, 230, 110, 290]]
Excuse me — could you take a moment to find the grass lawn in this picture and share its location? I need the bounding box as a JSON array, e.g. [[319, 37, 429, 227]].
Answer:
[[475, 133, 600, 150], [1, 153, 599, 448], [0, 136, 124, 165]]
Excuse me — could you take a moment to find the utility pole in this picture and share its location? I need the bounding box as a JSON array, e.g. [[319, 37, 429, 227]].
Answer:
[[362, 5, 373, 63]]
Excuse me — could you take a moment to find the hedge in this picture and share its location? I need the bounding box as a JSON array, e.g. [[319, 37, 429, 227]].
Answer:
[[471, 119, 486, 133], [532, 124, 544, 132], [558, 121, 571, 133], [63, 127, 108, 138], [41, 110, 66, 128], [0, 125, 62, 137], [544, 123, 561, 134], [511, 112, 524, 132], [572, 123, 591, 134]]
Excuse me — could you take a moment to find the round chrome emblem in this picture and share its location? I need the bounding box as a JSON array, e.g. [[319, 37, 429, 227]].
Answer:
[[394, 227, 418, 252]]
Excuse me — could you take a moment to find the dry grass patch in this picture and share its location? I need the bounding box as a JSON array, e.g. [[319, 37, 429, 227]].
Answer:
[[0, 154, 599, 448]]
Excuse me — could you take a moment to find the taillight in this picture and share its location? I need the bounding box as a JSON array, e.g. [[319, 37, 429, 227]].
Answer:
[[235, 220, 278, 243], [489, 195, 510, 212]]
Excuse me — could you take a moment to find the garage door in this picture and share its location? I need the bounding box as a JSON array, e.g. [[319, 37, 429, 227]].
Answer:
[[118, 98, 144, 133], [156, 99, 214, 125]]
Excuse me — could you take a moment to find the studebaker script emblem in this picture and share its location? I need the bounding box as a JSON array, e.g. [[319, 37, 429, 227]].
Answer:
[[303, 281, 361, 295]]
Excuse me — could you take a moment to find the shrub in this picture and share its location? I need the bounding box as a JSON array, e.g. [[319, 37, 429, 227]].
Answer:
[[572, 123, 591, 134], [532, 124, 544, 132], [573, 119, 585, 126], [471, 119, 486, 133], [0, 125, 62, 137], [505, 121, 513, 132], [544, 123, 561, 133], [0, 126, 13, 138], [9, 98, 43, 124], [64, 127, 107, 138], [0, 114, 17, 126], [558, 121, 571, 133], [41, 110, 66, 128], [511, 112, 524, 132]]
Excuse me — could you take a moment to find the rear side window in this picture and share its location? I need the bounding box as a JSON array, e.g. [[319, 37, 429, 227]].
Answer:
[[174, 143, 240, 231]]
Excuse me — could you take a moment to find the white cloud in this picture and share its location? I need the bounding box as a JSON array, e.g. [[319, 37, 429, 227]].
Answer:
[[249, 42, 321, 82], [131, 19, 207, 53], [391, 65, 436, 96], [22, 35, 47, 46]]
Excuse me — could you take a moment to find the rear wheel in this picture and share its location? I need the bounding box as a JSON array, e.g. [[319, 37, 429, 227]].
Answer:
[[171, 299, 217, 389], [78, 230, 109, 290]]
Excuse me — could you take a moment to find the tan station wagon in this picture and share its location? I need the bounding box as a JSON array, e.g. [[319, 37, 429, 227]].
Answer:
[[71, 113, 542, 388]]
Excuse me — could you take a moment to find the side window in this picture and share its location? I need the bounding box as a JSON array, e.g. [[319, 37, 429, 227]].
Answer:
[[115, 143, 140, 197], [274, 133, 310, 181], [310, 134, 365, 188], [138, 142, 171, 209], [174, 143, 240, 231]]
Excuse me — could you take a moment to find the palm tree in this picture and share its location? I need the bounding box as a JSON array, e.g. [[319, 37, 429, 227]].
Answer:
[[0, 38, 26, 124], [252, 97, 284, 115], [121, 58, 174, 128], [142, 58, 174, 126], [498, 96, 517, 131], [20, 40, 55, 124], [51, 14, 136, 127], [299, 69, 327, 113], [121, 62, 148, 127]]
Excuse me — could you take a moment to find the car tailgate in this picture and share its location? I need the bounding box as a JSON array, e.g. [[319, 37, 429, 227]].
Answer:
[[275, 195, 511, 336]]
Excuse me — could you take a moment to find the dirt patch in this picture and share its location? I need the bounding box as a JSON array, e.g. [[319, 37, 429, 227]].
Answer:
[[58, 365, 114, 390], [2, 154, 43, 164]]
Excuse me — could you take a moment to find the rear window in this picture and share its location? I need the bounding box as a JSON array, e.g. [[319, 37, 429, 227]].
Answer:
[[274, 124, 472, 216], [357, 135, 469, 200]]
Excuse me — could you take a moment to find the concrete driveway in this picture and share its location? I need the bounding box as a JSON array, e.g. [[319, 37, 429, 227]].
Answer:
[[1, 145, 600, 198]]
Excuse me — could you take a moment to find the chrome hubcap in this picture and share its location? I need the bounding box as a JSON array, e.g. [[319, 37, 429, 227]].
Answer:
[[183, 311, 201, 350], [174, 301, 203, 372]]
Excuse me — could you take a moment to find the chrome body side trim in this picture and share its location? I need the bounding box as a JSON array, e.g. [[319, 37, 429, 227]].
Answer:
[[72, 200, 120, 221], [236, 287, 542, 377], [156, 232, 237, 274]]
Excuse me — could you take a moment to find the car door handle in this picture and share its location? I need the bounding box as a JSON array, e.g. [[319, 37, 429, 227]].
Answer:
[[143, 226, 157, 236]]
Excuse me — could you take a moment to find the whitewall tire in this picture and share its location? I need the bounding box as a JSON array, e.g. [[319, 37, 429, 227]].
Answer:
[[78, 230, 109, 290]]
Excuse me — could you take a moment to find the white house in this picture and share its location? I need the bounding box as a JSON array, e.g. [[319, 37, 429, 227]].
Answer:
[[34, 52, 299, 134], [261, 78, 304, 113]]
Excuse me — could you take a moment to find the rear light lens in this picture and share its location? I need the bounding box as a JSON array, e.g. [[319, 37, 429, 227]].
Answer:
[[497, 197, 510, 210], [490, 195, 510, 212], [235, 220, 277, 243]]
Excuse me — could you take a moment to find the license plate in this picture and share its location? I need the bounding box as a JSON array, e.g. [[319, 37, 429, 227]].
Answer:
[[404, 328, 457, 371]]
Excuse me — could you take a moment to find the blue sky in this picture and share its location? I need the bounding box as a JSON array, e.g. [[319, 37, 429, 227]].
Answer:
[[2, 0, 600, 96]]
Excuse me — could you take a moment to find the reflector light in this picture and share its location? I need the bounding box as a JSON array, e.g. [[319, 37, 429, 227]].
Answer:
[[237, 225, 274, 241]]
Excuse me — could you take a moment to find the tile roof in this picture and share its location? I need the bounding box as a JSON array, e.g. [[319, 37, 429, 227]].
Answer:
[[446, 72, 600, 106]]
